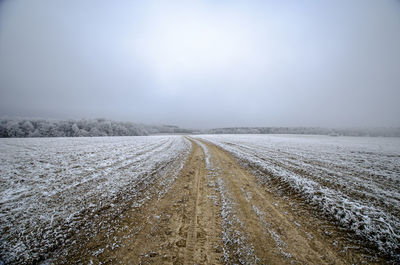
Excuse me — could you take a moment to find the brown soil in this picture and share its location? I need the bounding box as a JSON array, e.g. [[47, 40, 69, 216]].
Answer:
[[54, 138, 384, 264]]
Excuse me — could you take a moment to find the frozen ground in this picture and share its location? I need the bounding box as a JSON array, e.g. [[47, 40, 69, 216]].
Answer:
[[2, 134, 399, 264], [0, 136, 191, 264], [195, 134, 400, 260]]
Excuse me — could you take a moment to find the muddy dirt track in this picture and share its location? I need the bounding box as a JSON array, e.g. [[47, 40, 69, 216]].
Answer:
[[56, 138, 384, 264]]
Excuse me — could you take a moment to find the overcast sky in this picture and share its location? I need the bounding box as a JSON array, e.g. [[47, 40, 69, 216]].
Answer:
[[0, 0, 399, 128]]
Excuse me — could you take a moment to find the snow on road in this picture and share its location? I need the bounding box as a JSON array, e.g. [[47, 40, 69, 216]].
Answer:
[[194, 139, 259, 264]]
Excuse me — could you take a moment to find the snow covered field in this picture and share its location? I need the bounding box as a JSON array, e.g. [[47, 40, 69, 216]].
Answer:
[[1, 134, 399, 263], [0, 136, 191, 264], [195, 134, 400, 259]]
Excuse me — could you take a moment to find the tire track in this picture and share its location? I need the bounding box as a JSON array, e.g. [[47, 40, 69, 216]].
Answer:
[[182, 157, 201, 264], [176, 140, 223, 265]]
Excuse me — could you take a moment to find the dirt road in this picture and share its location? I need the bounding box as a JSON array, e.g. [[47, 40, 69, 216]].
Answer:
[[55, 138, 381, 264]]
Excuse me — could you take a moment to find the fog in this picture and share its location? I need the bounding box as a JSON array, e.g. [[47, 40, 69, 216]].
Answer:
[[0, 0, 399, 129]]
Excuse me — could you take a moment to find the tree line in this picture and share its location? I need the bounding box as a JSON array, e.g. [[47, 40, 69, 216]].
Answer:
[[0, 118, 149, 137], [1, 118, 399, 137], [207, 127, 400, 137]]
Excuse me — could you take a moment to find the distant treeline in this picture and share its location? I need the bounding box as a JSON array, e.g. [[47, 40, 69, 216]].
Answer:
[[0, 118, 193, 138], [145, 125, 194, 135], [206, 127, 400, 137], [1, 118, 399, 137]]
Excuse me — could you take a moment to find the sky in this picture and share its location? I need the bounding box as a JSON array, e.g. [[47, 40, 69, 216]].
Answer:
[[0, 0, 399, 129]]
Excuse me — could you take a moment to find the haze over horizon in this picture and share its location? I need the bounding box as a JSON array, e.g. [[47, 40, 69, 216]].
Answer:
[[1, 0, 400, 129]]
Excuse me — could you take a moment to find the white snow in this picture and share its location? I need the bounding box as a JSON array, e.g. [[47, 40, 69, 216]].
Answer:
[[192, 139, 212, 170], [216, 177, 259, 264]]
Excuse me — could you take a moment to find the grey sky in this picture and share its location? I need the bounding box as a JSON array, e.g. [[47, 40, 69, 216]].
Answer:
[[0, 0, 399, 129]]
